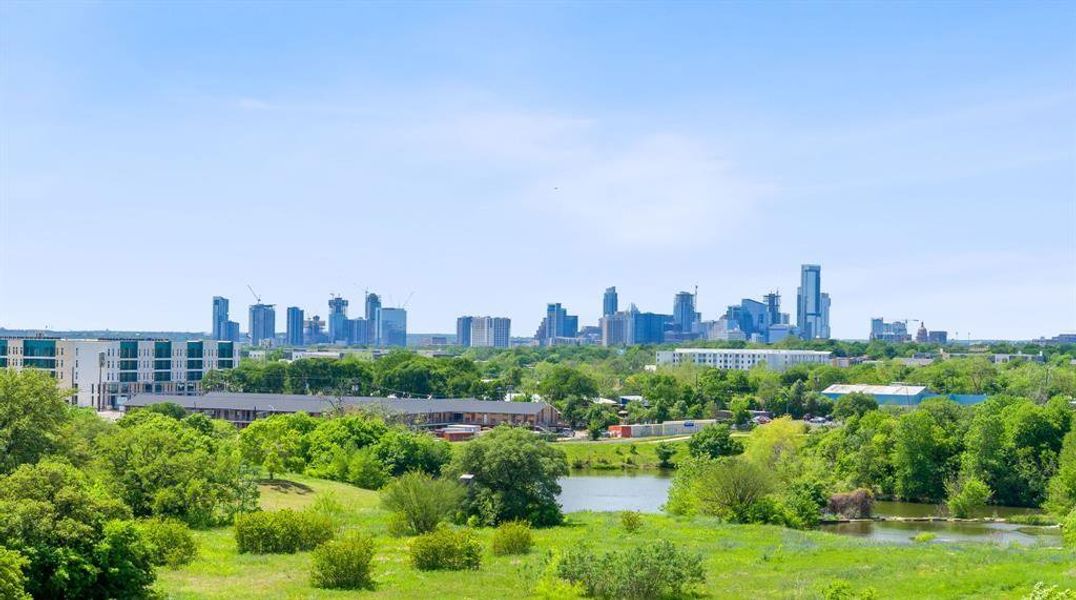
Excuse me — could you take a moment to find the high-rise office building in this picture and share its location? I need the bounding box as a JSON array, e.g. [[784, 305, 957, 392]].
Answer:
[[456, 316, 473, 347], [328, 296, 349, 344], [304, 315, 326, 345], [249, 304, 276, 346], [464, 316, 511, 348], [673, 290, 699, 334], [348, 318, 369, 346], [224, 321, 240, 343], [379, 307, 407, 347], [796, 264, 830, 339], [286, 307, 304, 346], [535, 303, 578, 345], [212, 296, 230, 340], [365, 293, 382, 346], [870, 318, 910, 342], [600, 305, 670, 346], [603, 287, 618, 317]]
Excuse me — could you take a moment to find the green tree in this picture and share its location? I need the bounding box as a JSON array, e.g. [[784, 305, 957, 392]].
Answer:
[[1046, 424, 1076, 516], [538, 365, 599, 428], [692, 457, 775, 522], [372, 428, 452, 477], [891, 410, 955, 502], [687, 424, 742, 459], [98, 412, 257, 526], [832, 392, 878, 421], [238, 414, 306, 480], [0, 547, 29, 600], [0, 461, 157, 599], [143, 402, 187, 420], [0, 369, 69, 474], [448, 425, 568, 526]]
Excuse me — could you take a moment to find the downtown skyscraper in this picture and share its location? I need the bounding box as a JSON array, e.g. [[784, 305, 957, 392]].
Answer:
[[286, 307, 304, 346], [796, 264, 831, 339]]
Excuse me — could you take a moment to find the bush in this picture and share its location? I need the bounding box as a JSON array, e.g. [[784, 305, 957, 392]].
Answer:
[[912, 532, 937, 543], [820, 578, 880, 599], [380, 472, 465, 536], [1024, 582, 1076, 600], [234, 509, 334, 554], [1063, 510, 1076, 549], [309, 531, 375, 590], [556, 540, 704, 600], [137, 518, 198, 567], [827, 489, 874, 519], [491, 521, 533, 556], [620, 511, 643, 533], [654, 442, 677, 468], [947, 477, 992, 518], [0, 547, 29, 600], [409, 526, 482, 571]]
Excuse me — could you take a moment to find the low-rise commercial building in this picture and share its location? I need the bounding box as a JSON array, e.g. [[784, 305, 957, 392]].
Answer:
[[124, 391, 563, 429], [656, 348, 831, 372], [1, 337, 237, 409]]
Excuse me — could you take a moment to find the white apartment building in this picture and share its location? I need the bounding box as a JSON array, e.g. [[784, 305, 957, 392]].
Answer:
[[1, 337, 237, 410], [655, 348, 832, 372]]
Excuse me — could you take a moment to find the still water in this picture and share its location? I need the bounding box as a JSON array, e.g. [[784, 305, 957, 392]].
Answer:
[[557, 471, 1061, 546], [557, 470, 672, 513]]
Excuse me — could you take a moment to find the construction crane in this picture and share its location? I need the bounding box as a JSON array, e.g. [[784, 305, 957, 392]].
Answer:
[[247, 284, 262, 304], [401, 291, 415, 309]]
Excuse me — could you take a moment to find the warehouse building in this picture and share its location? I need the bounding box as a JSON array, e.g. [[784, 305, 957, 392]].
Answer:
[[821, 384, 934, 406]]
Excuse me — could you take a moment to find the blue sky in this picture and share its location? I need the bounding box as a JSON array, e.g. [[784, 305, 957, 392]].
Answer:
[[1, 2, 1074, 339]]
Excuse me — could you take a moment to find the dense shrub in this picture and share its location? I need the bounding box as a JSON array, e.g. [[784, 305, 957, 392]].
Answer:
[[137, 518, 198, 567], [827, 489, 874, 519], [620, 511, 643, 533], [309, 531, 375, 590], [234, 510, 334, 554], [381, 472, 465, 536], [654, 442, 677, 468], [1063, 510, 1076, 549], [947, 477, 992, 518], [0, 547, 29, 600], [491, 521, 533, 555], [820, 578, 880, 599], [556, 540, 704, 600], [409, 527, 482, 571]]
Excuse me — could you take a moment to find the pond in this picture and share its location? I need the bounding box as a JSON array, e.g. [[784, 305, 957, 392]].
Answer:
[[558, 470, 672, 514], [819, 520, 1061, 547], [556, 471, 1061, 546]]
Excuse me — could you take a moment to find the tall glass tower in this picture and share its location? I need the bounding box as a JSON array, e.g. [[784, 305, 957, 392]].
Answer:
[[212, 296, 230, 340], [796, 264, 830, 339], [603, 286, 618, 317]]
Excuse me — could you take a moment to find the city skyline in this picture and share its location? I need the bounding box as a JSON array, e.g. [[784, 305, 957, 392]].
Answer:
[[1, 3, 1074, 339]]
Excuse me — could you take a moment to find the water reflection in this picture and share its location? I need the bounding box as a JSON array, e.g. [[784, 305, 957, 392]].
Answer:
[[558, 470, 672, 514]]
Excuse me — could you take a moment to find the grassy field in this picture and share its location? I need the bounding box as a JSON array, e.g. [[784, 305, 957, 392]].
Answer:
[[153, 475, 1076, 599], [555, 437, 692, 470]]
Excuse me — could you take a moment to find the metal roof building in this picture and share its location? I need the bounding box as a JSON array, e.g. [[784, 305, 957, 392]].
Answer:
[[821, 384, 933, 406], [125, 392, 562, 429]]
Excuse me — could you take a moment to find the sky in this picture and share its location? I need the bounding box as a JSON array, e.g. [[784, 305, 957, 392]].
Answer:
[[1, 2, 1074, 340]]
